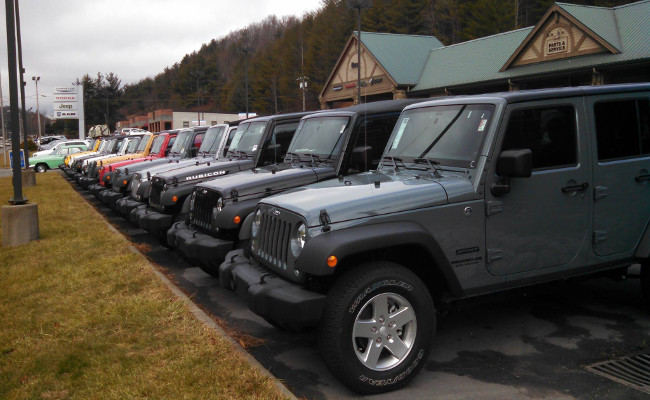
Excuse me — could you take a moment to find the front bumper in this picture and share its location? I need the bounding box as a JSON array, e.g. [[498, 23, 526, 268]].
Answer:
[[219, 249, 326, 329], [118, 198, 144, 219], [137, 208, 174, 235], [79, 176, 98, 189], [89, 183, 105, 197], [167, 222, 233, 270], [104, 190, 125, 209]]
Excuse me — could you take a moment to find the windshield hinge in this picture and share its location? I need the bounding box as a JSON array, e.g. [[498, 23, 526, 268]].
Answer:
[[231, 188, 239, 203], [320, 209, 331, 232]]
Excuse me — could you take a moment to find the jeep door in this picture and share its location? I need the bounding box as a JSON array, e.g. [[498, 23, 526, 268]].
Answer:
[[485, 99, 590, 276], [587, 94, 650, 257]]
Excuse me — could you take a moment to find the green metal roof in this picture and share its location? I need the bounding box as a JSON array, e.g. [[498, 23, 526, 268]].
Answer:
[[413, 0, 650, 93], [358, 31, 444, 86]]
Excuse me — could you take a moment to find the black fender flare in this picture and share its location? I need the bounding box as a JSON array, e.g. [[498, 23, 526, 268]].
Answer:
[[296, 221, 463, 296], [239, 212, 255, 240], [137, 180, 151, 197], [636, 220, 650, 259], [216, 198, 259, 230]]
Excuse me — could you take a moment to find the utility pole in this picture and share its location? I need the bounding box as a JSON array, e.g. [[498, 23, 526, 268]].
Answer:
[[346, 1, 372, 105], [14, 0, 28, 168], [32, 76, 41, 144], [5, 0, 25, 203], [241, 48, 249, 118], [0, 70, 5, 165]]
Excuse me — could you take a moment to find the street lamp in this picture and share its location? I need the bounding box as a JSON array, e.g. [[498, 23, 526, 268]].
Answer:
[[31, 76, 41, 144], [346, 0, 372, 105], [240, 48, 249, 118]]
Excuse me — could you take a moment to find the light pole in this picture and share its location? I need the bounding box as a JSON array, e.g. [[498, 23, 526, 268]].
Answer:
[[31, 76, 41, 144], [346, 0, 372, 105], [297, 76, 308, 111], [240, 48, 249, 118]]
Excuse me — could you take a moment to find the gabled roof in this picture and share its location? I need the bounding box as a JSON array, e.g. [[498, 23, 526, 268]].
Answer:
[[413, 28, 532, 92], [413, 0, 650, 93], [358, 32, 444, 86]]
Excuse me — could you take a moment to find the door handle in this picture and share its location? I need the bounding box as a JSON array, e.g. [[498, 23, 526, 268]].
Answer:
[[561, 182, 589, 193], [635, 173, 650, 182]]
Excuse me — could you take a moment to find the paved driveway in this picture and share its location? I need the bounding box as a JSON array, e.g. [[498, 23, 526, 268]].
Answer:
[[81, 189, 650, 400]]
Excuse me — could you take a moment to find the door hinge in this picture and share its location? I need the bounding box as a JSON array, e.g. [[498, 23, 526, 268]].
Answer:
[[593, 230, 608, 244], [594, 186, 608, 201], [486, 201, 503, 216], [487, 248, 503, 263]]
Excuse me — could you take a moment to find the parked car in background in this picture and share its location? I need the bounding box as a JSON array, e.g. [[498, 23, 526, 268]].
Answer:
[[33, 139, 90, 157], [36, 135, 65, 148], [30, 144, 88, 172]]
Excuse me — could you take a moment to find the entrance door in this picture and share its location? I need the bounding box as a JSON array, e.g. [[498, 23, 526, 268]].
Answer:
[[485, 99, 590, 276]]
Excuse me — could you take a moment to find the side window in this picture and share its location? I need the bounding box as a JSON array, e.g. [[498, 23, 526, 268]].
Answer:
[[502, 105, 577, 170], [193, 133, 205, 148], [166, 137, 176, 149], [595, 99, 650, 161], [260, 122, 299, 166], [70, 148, 81, 154], [349, 115, 399, 172]]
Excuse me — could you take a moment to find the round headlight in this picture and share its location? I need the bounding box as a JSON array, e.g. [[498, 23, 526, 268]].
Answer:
[[216, 197, 224, 212], [251, 209, 262, 237], [290, 223, 307, 258]]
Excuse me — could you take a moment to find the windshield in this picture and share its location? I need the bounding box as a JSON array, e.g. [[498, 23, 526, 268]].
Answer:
[[136, 135, 151, 152], [149, 135, 166, 154], [386, 104, 495, 168], [198, 126, 226, 154], [169, 130, 192, 155], [228, 121, 267, 153], [127, 137, 142, 153], [288, 116, 349, 159]]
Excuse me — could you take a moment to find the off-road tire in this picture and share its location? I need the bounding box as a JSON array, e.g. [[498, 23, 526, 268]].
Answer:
[[318, 261, 435, 394]]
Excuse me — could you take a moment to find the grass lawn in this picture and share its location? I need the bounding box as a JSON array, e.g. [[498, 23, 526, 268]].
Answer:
[[0, 172, 289, 400]]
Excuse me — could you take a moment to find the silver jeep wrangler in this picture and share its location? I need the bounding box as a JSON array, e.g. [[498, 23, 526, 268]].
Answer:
[[219, 83, 650, 394]]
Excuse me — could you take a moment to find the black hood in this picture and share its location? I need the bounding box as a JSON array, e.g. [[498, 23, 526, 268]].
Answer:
[[197, 164, 336, 201]]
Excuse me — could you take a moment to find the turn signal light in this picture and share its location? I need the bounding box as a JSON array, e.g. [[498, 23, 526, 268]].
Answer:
[[123, 180, 127, 185], [233, 215, 241, 224], [172, 196, 178, 203], [327, 255, 338, 268], [106, 175, 110, 180]]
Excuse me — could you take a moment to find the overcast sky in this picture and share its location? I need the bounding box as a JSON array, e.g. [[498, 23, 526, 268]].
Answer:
[[0, 0, 325, 118]]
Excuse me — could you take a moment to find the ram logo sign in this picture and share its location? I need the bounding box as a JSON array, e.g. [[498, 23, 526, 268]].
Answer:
[[185, 171, 226, 181]]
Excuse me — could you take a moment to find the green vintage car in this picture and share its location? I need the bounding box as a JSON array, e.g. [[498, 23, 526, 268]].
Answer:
[[30, 144, 88, 172]]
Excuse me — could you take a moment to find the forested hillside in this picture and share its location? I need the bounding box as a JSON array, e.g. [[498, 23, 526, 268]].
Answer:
[[104, 0, 635, 124]]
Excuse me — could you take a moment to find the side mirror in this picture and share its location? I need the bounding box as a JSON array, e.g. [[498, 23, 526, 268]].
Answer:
[[190, 146, 199, 157], [492, 149, 532, 196], [164, 148, 170, 156]]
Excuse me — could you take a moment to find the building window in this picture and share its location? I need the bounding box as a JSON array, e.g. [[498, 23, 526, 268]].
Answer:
[[211, 121, 217, 126], [183, 121, 189, 128]]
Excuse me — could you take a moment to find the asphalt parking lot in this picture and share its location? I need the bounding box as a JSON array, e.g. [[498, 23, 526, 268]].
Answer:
[[78, 185, 650, 400]]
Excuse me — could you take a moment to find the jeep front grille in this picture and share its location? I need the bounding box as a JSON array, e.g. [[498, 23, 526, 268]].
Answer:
[[149, 177, 165, 209], [255, 209, 297, 271], [190, 189, 221, 231]]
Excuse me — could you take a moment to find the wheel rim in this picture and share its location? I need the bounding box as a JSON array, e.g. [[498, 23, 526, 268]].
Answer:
[[351, 292, 417, 371], [37, 165, 45, 172]]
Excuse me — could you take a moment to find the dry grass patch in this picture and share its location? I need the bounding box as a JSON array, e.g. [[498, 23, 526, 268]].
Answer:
[[0, 172, 289, 400]]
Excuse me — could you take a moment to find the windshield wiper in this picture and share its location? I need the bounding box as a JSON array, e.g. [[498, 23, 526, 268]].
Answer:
[[234, 150, 249, 159], [413, 158, 442, 178], [381, 155, 406, 172], [285, 152, 301, 164]]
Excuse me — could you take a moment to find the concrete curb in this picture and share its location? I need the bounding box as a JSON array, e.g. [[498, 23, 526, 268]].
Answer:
[[65, 173, 298, 400]]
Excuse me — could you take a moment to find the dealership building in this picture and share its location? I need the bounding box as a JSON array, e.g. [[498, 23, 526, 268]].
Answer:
[[117, 110, 240, 132], [320, 1, 650, 108]]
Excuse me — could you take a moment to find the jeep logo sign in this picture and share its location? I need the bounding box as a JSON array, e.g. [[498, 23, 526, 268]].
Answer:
[[185, 171, 226, 181]]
